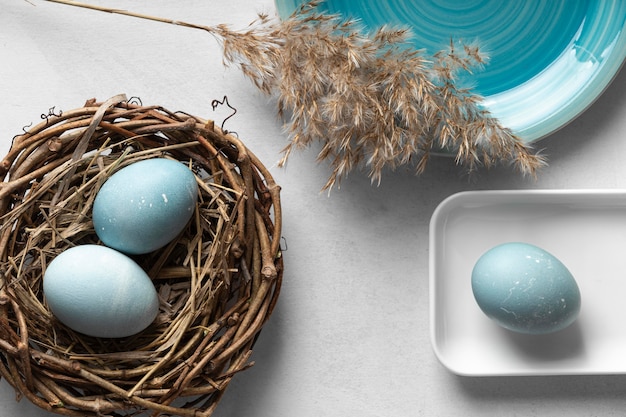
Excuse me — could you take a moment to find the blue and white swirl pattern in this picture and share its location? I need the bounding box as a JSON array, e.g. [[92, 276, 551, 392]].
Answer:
[[276, 0, 626, 143]]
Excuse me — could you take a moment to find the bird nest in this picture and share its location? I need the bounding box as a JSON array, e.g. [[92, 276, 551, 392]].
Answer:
[[0, 94, 283, 416]]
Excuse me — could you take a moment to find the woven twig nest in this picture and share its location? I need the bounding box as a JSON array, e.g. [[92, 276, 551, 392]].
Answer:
[[0, 94, 283, 416]]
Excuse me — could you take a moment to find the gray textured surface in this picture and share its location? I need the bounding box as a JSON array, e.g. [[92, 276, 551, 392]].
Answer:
[[2, 1, 626, 416]]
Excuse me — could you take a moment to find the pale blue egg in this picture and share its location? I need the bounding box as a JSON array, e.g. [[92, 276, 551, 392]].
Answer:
[[93, 158, 198, 254], [471, 242, 581, 335], [43, 245, 159, 338]]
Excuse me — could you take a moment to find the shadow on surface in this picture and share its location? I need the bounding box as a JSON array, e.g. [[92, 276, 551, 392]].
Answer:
[[502, 321, 585, 362], [456, 372, 626, 401], [536, 65, 626, 163], [209, 298, 287, 416]]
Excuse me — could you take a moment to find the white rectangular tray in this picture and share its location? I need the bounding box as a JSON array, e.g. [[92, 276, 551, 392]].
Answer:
[[429, 190, 626, 376]]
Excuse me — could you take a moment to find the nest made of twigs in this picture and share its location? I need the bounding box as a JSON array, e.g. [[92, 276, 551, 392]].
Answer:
[[0, 94, 283, 416]]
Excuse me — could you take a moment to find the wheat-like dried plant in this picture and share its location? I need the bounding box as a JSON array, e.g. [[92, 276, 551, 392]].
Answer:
[[46, 0, 547, 190]]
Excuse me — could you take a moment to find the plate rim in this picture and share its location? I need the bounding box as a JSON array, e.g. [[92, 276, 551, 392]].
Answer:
[[274, 0, 626, 145]]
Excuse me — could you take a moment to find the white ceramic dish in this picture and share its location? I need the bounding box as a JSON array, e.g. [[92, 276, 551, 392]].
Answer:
[[430, 190, 626, 376]]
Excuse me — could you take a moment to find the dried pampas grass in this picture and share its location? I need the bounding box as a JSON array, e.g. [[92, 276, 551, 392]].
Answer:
[[46, 0, 547, 190]]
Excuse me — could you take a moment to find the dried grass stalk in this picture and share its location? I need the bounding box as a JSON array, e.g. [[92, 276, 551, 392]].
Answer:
[[0, 94, 283, 416], [45, 0, 547, 190], [214, 3, 548, 189]]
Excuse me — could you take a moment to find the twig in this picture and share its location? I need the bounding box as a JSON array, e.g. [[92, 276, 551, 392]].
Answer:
[[43, 0, 214, 32]]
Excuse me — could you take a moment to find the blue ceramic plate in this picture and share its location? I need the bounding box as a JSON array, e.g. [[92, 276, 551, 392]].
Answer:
[[275, 0, 626, 143]]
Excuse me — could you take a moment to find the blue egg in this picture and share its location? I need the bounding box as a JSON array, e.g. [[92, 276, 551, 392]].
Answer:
[[43, 245, 159, 338], [93, 158, 198, 254], [471, 242, 581, 335]]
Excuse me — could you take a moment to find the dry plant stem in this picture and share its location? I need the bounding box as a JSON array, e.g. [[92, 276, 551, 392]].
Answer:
[[44, 0, 546, 190], [44, 0, 216, 33], [0, 95, 283, 416]]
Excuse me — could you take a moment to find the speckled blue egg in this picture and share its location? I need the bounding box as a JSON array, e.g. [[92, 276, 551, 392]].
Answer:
[[43, 245, 159, 338], [471, 242, 581, 335], [93, 158, 198, 254]]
